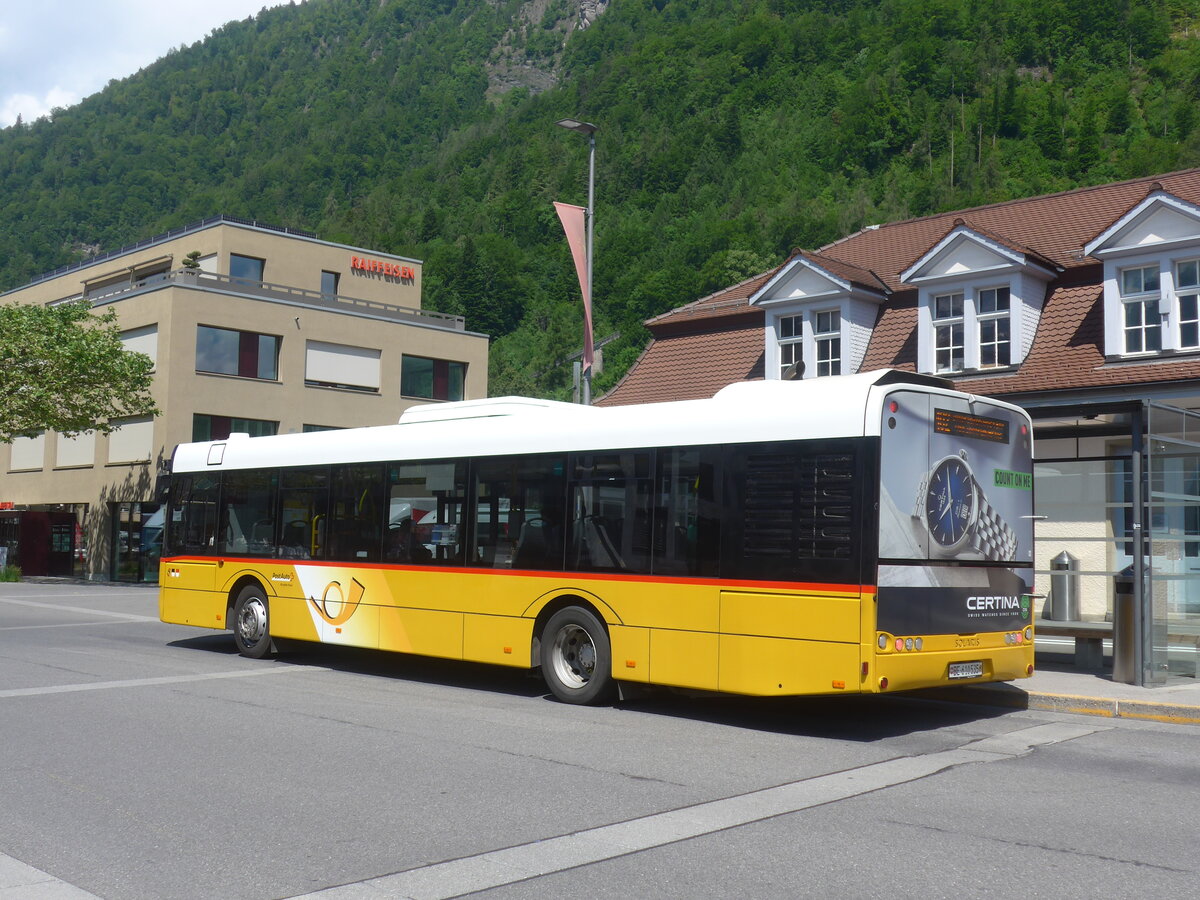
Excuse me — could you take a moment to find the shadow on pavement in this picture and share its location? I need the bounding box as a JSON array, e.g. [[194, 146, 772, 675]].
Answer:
[[166, 632, 1013, 741]]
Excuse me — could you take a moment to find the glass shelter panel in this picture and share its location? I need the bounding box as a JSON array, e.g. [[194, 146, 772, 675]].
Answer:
[[1147, 404, 1200, 680], [1033, 459, 1131, 630]]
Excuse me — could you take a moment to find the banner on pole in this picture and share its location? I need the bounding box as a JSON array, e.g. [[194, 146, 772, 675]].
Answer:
[[553, 201, 594, 373]]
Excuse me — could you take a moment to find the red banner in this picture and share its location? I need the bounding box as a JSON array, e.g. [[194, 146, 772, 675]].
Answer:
[[553, 201, 594, 373]]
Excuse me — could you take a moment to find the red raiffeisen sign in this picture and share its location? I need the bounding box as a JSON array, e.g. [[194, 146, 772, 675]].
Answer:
[[351, 256, 416, 281]]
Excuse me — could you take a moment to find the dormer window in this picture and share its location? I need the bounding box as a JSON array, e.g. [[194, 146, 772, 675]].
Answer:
[[749, 251, 888, 380], [813, 310, 841, 376], [903, 221, 1055, 376], [1086, 188, 1200, 359], [1177, 260, 1200, 349], [978, 286, 1011, 367], [933, 292, 964, 372], [779, 314, 803, 376], [1119, 264, 1162, 354]]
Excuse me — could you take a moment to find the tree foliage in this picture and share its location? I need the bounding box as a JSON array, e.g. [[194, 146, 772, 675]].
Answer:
[[0, 302, 158, 442], [2, 0, 1200, 399]]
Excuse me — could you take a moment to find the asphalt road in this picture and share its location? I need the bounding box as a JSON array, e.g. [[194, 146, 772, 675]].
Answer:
[[1, 582, 1197, 900]]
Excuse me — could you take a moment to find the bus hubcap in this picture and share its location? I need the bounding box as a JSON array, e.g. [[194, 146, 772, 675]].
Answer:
[[239, 599, 267, 644], [553, 625, 595, 687]]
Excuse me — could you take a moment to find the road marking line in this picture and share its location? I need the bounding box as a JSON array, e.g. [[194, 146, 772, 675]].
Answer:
[[0, 850, 101, 898], [0, 620, 144, 632], [0, 666, 323, 699], [287, 722, 1103, 900], [0, 596, 159, 622]]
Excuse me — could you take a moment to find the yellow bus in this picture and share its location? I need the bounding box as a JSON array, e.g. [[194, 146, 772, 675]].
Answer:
[[159, 369, 1035, 704]]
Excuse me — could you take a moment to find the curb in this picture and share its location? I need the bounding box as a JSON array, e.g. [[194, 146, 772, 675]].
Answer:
[[915, 685, 1200, 726]]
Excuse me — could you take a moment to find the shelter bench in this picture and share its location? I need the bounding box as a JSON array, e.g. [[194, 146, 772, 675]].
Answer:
[[1034, 619, 1112, 669]]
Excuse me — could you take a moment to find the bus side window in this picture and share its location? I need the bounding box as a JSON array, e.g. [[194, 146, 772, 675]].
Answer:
[[386, 460, 466, 566], [653, 447, 721, 577], [167, 474, 219, 556], [569, 451, 652, 574], [278, 467, 329, 560], [474, 454, 566, 571], [219, 469, 276, 556], [329, 463, 385, 563]]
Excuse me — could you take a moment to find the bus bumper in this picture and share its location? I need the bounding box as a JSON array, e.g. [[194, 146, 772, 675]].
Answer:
[[872, 645, 1034, 693]]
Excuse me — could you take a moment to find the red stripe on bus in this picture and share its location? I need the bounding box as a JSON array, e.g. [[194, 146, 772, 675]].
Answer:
[[160, 555, 873, 596]]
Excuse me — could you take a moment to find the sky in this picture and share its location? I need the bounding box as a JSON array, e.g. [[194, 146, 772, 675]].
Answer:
[[0, 1, 295, 128]]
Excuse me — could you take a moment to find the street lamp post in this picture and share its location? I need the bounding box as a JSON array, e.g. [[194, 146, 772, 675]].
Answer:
[[555, 117, 597, 405]]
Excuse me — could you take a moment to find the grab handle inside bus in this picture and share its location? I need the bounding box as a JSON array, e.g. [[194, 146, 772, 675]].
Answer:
[[311, 514, 324, 558]]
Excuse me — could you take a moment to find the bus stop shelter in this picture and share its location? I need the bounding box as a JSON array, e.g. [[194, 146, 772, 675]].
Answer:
[[1030, 399, 1200, 686]]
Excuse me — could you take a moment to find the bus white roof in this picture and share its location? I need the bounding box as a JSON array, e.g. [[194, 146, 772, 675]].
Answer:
[[172, 370, 1029, 473]]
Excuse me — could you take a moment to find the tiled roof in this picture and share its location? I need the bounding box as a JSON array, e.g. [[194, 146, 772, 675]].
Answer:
[[820, 169, 1200, 291], [646, 270, 778, 330], [596, 315, 765, 406], [611, 168, 1200, 405], [960, 276, 1200, 397], [788, 251, 890, 296]]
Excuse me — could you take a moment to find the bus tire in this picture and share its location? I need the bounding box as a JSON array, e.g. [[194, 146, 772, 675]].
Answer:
[[232, 584, 273, 660], [540, 606, 614, 705]]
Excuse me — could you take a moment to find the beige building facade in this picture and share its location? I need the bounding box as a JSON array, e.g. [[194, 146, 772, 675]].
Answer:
[[0, 216, 488, 581]]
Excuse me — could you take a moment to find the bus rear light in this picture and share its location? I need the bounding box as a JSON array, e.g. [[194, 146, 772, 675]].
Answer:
[[904, 638, 914, 651], [1027, 664, 1035, 675], [895, 638, 904, 651], [879, 676, 889, 691], [878, 634, 888, 650], [1015, 632, 1024, 644], [1024, 627, 1033, 642], [914, 637, 923, 651], [889, 400, 899, 413], [862, 662, 869, 677]]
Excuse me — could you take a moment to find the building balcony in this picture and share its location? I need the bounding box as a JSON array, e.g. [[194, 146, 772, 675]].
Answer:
[[78, 268, 468, 332]]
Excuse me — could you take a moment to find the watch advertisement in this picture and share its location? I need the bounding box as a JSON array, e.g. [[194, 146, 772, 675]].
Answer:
[[876, 565, 1033, 634], [878, 390, 1033, 566]]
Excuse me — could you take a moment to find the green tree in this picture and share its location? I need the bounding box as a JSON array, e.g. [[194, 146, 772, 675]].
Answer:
[[0, 301, 158, 442]]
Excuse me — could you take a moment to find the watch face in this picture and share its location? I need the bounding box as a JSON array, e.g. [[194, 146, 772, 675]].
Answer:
[[925, 457, 976, 549]]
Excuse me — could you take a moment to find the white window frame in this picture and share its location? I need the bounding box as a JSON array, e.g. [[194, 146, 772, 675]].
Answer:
[[1118, 263, 1162, 355], [976, 285, 1011, 369], [1098, 252, 1200, 357], [778, 314, 803, 377], [932, 291, 965, 373], [916, 278, 1033, 374], [813, 309, 841, 377], [1176, 258, 1200, 350]]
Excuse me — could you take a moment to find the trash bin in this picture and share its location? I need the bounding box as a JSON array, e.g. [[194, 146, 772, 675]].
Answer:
[[1112, 567, 1138, 684], [1048, 551, 1080, 620]]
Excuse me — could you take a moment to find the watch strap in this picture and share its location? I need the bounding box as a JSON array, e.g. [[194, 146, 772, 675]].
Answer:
[[971, 485, 1018, 561]]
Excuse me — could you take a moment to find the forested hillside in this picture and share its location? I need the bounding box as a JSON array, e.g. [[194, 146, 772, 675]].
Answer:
[[3, 0, 1200, 398]]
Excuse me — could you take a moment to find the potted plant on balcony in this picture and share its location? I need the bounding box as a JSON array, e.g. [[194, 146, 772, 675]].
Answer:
[[180, 251, 202, 280]]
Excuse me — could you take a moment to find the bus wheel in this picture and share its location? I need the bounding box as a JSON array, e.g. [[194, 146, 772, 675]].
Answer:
[[541, 607, 613, 705], [233, 585, 273, 660]]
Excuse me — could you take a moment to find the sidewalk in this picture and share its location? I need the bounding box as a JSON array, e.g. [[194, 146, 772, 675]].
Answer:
[[923, 662, 1200, 725]]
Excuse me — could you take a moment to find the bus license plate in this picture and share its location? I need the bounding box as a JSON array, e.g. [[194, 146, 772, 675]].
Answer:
[[948, 661, 984, 679]]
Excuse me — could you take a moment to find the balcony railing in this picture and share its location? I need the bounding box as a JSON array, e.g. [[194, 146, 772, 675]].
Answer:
[[83, 268, 467, 331]]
